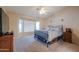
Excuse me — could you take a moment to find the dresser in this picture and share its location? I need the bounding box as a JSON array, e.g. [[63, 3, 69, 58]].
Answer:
[[63, 28, 72, 43], [0, 35, 13, 52]]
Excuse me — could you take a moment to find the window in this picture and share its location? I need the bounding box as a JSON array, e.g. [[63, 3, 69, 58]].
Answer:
[[23, 20, 36, 32], [19, 19, 24, 32], [19, 19, 40, 32], [36, 21, 40, 30]]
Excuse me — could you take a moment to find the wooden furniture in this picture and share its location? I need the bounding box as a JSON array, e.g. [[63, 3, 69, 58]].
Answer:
[[0, 35, 13, 52], [63, 28, 72, 43]]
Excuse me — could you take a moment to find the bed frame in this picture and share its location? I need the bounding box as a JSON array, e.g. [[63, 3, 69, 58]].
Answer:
[[34, 30, 63, 47]]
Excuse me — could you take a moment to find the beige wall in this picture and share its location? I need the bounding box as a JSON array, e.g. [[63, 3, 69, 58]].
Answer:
[[40, 19, 48, 30], [7, 12, 18, 36], [47, 6, 79, 45]]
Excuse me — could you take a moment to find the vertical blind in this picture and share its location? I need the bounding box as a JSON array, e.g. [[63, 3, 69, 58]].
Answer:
[[19, 19, 40, 32]]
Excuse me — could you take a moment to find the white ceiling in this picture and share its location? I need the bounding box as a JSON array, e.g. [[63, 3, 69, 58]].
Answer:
[[3, 6, 66, 19]]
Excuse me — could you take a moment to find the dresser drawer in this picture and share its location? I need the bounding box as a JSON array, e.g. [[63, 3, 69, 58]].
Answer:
[[0, 35, 13, 52]]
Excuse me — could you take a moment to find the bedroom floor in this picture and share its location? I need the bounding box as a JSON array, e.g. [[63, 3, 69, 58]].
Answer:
[[14, 35, 79, 52]]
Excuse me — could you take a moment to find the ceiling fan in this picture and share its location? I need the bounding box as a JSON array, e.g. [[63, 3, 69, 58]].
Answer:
[[36, 6, 48, 15]]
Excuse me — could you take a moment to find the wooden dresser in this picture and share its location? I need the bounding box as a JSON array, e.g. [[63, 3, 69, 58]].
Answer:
[[0, 35, 13, 52], [63, 28, 72, 43]]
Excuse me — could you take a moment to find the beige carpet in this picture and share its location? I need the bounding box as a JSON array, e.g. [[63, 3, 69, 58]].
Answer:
[[14, 35, 79, 52]]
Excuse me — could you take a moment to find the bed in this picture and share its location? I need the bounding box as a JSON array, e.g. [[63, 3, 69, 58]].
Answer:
[[34, 25, 63, 47]]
